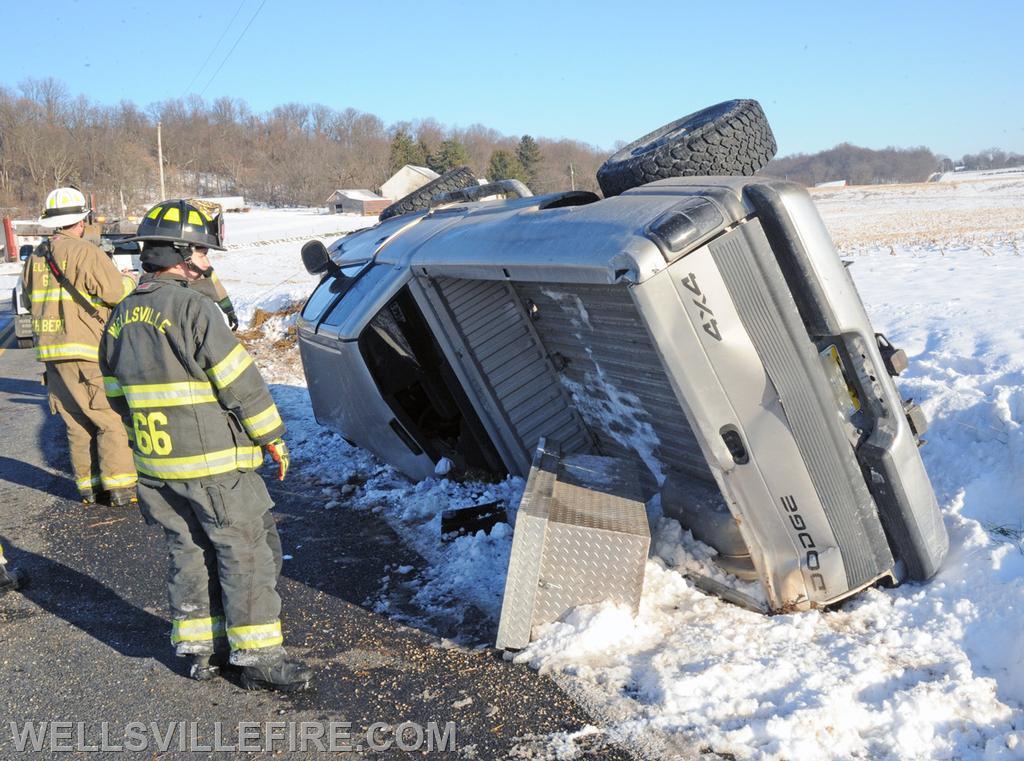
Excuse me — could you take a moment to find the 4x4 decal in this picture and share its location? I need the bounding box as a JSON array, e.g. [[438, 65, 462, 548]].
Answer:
[[681, 273, 722, 342]]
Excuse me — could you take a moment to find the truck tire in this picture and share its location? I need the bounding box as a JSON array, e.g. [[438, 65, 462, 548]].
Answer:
[[596, 99, 777, 197], [379, 166, 478, 221]]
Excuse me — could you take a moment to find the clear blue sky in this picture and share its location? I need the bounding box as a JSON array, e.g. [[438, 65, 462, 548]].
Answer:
[[3, 0, 1021, 158]]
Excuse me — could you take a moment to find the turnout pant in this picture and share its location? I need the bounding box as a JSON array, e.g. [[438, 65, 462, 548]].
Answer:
[[46, 360, 136, 497], [137, 471, 286, 664]]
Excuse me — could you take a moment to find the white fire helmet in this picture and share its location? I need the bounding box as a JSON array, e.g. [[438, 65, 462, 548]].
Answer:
[[39, 187, 90, 229]]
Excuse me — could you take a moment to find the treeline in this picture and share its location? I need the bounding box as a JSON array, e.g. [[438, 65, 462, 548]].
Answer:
[[763, 143, 1024, 186], [953, 148, 1024, 172], [0, 78, 605, 218], [763, 144, 940, 185], [2, 78, 1023, 217]]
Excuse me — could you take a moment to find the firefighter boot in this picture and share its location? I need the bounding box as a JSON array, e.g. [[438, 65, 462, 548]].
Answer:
[[240, 658, 313, 692], [0, 564, 23, 596], [107, 487, 138, 508], [188, 644, 236, 681], [188, 654, 219, 681]]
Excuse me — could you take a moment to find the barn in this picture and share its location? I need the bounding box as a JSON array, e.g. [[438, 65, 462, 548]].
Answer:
[[325, 189, 390, 216], [380, 165, 439, 200]]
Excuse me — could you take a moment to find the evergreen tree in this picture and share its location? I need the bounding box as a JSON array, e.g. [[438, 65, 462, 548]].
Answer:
[[428, 138, 471, 174], [417, 139, 432, 166], [487, 150, 529, 183], [389, 129, 428, 174], [516, 135, 542, 185]]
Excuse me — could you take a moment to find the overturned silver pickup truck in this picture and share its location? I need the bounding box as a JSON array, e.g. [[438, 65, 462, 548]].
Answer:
[[296, 101, 948, 613]]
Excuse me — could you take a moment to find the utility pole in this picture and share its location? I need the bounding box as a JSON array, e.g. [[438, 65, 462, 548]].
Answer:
[[569, 162, 576, 191], [157, 121, 166, 200]]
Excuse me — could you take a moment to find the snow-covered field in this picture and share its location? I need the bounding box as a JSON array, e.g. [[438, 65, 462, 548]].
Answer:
[[6, 181, 1024, 759], [0, 207, 373, 308]]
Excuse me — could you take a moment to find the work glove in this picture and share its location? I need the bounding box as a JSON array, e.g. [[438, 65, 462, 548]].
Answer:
[[219, 297, 239, 331], [264, 438, 289, 481]]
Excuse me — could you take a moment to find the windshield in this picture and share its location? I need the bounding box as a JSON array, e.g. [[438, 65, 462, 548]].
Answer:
[[300, 261, 369, 322]]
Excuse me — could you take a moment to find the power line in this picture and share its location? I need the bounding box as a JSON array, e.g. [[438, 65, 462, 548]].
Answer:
[[199, 0, 270, 98], [184, 0, 249, 97]]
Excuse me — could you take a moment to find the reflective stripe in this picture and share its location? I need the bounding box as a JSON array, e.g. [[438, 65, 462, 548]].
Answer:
[[36, 343, 99, 362], [101, 473, 137, 489], [134, 446, 263, 480], [103, 376, 124, 398], [76, 475, 101, 491], [241, 404, 283, 439], [171, 615, 226, 644], [227, 621, 283, 651], [29, 287, 105, 307], [120, 276, 135, 300], [123, 380, 217, 409], [29, 288, 65, 303], [206, 344, 253, 389], [237, 448, 264, 469]]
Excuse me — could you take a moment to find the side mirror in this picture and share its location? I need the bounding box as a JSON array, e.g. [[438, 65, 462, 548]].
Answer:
[[301, 239, 336, 276], [19, 244, 33, 261]]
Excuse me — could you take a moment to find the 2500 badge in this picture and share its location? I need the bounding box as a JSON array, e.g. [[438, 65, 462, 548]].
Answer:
[[781, 494, 826, 592]]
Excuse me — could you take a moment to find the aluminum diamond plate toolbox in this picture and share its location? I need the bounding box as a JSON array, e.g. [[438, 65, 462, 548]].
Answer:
[[496, 440, 650, 650]]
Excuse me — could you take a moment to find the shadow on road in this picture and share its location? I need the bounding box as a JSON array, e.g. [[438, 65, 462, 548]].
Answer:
[[0, 455, 78, 501], [264, 476, 495, 644], [0, 374, 46, 399], [265, 479, 409, 610], [0, 539, 178, 673]]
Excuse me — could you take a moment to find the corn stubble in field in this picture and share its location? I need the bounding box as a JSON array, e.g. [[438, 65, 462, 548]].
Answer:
[[811, 178, 1024, 251]]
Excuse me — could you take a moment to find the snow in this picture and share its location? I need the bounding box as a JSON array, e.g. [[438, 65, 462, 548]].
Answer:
[[0, 206, 374, 313], [541, 288, 666, 486], [334, 189, 385, 201], [211, 207, 374, 320], [935, 167, 1024, 183], [255, 182, 1024, 758], [9, 182, 1024, 758], [0, 260, 24, 293]]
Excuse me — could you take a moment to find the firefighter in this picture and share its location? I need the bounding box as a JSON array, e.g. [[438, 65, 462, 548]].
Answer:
[[137, 199, 240, 330], [190, 260, 240, 330], [20, 187, 138, 506], [99, 199, 310, 691]]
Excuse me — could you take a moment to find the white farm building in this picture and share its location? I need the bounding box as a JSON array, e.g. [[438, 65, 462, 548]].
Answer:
[[326, 189, 390, 216], [380, 165, 439, 201]]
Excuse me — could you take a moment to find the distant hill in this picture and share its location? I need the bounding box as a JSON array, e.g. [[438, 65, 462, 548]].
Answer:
[[763, 144, 1024, 187]]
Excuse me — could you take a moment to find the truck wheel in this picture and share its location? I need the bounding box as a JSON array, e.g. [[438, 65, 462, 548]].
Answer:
[[17, 337, 33, 349], [596, 99, 777, 197], [379, 166, 478, 221]]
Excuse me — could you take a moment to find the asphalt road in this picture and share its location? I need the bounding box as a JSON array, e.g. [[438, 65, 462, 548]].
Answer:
[[0, 313, 637, 760]]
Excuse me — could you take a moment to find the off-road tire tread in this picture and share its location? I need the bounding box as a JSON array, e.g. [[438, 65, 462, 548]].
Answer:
[[597, 99, 777, 197], [379, 166, 478, 221]]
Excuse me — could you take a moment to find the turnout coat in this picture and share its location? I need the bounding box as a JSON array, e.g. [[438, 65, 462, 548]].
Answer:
[[21, 230, 135, 362], [99, 273, 284, 481]]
